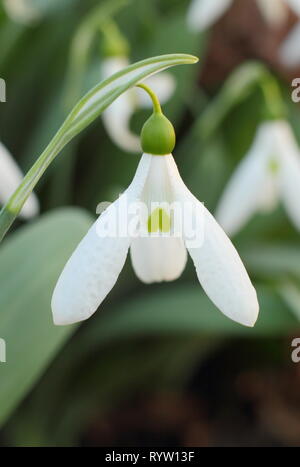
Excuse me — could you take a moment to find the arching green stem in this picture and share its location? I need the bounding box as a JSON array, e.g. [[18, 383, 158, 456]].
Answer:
[[136, 83, 162, 114]]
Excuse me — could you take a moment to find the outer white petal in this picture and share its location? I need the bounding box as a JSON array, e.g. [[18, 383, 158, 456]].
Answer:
[[186, 0, 233, 32], [3, 0, 40, 24], [164, 154, 259, 327], [256, 0, 288, 26], [0, 142, 39, 219], [279, 22, 300, 68], [130, 236, 187, 283], [101, 57, 140, 153], [52, 154, 152, 325], [273, 121, 300, 230], [215, 124, 275, 235], [286, 0, 300, 17], [102, 93, 141, 152], [137, 73, 176, 107]]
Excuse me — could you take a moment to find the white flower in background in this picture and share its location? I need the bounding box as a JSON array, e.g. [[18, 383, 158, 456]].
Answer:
[[186, 0, 288, 32], [3, 0, 40, 25], [0, 141, 39, 219], [216, 120, 300, 235], [52, 93, 258, 328], [280, 0, 300, 67], [101, 57, 176, 153]]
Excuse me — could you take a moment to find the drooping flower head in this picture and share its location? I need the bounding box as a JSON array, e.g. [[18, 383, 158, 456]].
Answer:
[[52, 83, 258, 328], [216, 120, 300, 235], [100, 21, 176, 153]]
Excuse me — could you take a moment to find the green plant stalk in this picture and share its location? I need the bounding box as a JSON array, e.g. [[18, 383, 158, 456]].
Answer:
[[0, 53, 198, 242], [64, 0, 130, 108], [195, 62, 285, 141], [136, 83, 162, 114]]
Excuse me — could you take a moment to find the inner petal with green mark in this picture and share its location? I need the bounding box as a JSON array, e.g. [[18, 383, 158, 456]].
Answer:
[[148, 207, 171, 233], [268, 157, 280, 174]]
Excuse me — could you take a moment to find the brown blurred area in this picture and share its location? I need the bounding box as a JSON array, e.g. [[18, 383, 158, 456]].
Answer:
[[200, 0, 300, 89], [82, 340, 300, 447]]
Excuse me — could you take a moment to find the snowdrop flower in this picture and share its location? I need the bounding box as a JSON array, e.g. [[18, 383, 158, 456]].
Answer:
[[0, 141, 39, 219], [216, 120, 300, 235], [186, 0, 288, 32], [52, 84, 258, 328], [101, 56, 176, 153], [3, 0, 40, 25], [280, 0, 300, 67]]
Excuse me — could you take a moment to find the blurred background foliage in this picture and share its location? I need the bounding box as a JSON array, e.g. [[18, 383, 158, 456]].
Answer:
[[0, 0, 300, 447]]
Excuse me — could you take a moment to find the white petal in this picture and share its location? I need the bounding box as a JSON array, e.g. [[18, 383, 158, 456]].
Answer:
[[279, 22, 300, 68], [137, 73, 176, 107], [215, 124, 274, 235], [101, 56, 130, 78], [102, 94, 141, 153], [256, 0, 288, 26], [130, 236, 187, 283], [52, 154, 152, 325], [256, 173, 279, 212], [286, 0, 300, 17], [186, 0, 233, 32], [3, 0, 40, 24], [273, 121, 300, 230], [101, 56, 140, 152], [0, 141, 39, 219], [164, 154, 259, 327], [129, 154, 186, 283]]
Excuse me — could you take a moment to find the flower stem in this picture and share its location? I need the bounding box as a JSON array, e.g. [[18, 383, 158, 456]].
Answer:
[[136, 83, 162, 114], [260, 74, 286, 120]]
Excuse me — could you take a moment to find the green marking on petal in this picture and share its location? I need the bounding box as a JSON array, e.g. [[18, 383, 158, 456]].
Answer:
[[147, 208, 171, 233], [268, 158, 280, 174]]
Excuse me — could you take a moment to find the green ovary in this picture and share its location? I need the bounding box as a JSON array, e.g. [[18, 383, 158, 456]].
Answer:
[[147, 208, 171, 233]]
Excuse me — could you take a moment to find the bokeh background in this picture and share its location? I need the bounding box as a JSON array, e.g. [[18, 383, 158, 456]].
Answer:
[[0, 0, 300, 447]]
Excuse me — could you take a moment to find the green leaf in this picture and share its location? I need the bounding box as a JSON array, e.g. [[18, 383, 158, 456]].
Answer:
[[0, 208, 93, 426], [241, 243, 300, 279], [79, 284, 300, 346], [195, 61, 276, 141], [0, 53, 198, 241]]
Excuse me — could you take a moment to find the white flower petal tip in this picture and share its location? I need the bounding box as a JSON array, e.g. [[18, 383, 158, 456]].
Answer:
[[3, 0, 40, 25], [19, 193, 39, 220], [51, 222, 130, 326], [190, 208, 259, 328], [101, 57, 141, 153], [287, 0, 300, 17], [279, 23, 300, 68], [0, 141, 39, 219], [102, 100, 141, 153], [256, 0, 289, 27], [130, 237, 187, 284], [186, 0, 232, 32]]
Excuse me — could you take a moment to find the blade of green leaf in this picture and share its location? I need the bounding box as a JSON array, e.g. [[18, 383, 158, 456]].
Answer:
[[194, 61, 274, 140], [0, 53, 198, 241], [0, 207, 93, 426], [82, 284, 299, 344]]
